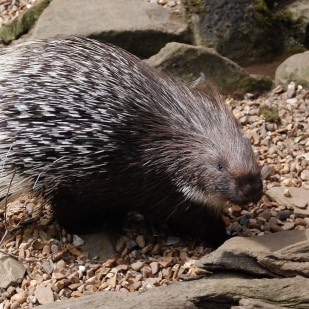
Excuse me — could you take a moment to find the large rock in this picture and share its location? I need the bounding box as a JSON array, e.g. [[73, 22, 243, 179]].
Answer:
[[197, 229, 309, 277], [189, 0, 253, 62], [288, 0, 309, 23], [25, 0, 190, 58], [275, 50, 309, 87], [36, 275, 309, 309], [287, 0, 309, 47], [187, 0, 307, 65], [146, 42, 272, 94]]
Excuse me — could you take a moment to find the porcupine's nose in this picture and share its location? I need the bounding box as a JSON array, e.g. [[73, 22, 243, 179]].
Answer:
[[238, 174, 263, 204]]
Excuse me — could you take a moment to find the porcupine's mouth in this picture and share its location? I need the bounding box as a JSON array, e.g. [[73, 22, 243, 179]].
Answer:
[[181, 184, 262, 213], [233, 174, 264, 205]]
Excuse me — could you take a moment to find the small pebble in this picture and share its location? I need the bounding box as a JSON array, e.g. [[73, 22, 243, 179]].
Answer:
[[282, 222, 295, 230], [136, 235, 146, 248], [50, 244, 59, 253], [126, 239, 138, 251], [167, 1, 177, 7], [72, 234, 85, 247], [304, 218, 309, 227], [286, 98, 298, 104], [10, 302, 20, 309], [247, 220, 260, 229], [35, 285, 55, 305], [166, 235, 180, 246], [294, 218, 305, 226], [239, 214, 252, 225], [56, 259, 66, 270], [150, 262, 159, 275], [259, 209, 272, 221], [300, 170, 309, 181], [230, 221, 242, 233], [115, 236, 128, 253], [283, 188, 291, 197], [277, 210, 292, 221], [287, 81, 296, 98], [79, 265, 87, 273], [256, 216, 267, 224], [131, 261, 144, 271], [11, 292, 27, 304]]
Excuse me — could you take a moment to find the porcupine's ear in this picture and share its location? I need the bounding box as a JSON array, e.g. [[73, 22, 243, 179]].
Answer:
[[189, 73, 223, 103], [190, 72, 206, 89]]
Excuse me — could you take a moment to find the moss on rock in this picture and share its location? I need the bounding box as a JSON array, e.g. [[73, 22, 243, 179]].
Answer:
[[183, 0, 207, 14], [258, 105, 281, 123], [0, 0, 51, 44], [146, 42, 273, 95], [252, 0, 306, 57]]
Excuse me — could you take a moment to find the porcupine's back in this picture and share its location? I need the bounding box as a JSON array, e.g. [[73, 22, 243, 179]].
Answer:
[[0, 37, 262, 245]]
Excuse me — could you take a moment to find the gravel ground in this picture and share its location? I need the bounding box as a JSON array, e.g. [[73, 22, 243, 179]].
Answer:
[[0, 2, 308, 308], [0, 83, 308, 308]]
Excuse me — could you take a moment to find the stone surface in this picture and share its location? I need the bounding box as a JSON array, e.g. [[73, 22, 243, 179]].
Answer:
[[146, 42, 272, 94], [35, 275, 309, 309], [275, 51, 309, 88], [287, 0, 309, 24], [188, 0, 307, 65], [35, 285, 54, 305], [266, 186, 309, 209], [25, 0, 189, 58], [190, 0, 252, 61], [0, 253, 26, 289], [197, 230, 309, 277], [258, 239, 309, 277]]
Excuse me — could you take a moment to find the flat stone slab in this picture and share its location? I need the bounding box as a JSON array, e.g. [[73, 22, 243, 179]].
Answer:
[[36, 275, 309, 309], [0, 253, 26, 289], [26, 0, 189, 57], [29, 0, 187, 38], [266, 186, 309, 210], [197, 229, 309, 277], [145, 42, 272, 94]]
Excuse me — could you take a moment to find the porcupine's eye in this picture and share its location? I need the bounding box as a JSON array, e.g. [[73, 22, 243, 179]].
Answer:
[[217, 163, 224, 171]]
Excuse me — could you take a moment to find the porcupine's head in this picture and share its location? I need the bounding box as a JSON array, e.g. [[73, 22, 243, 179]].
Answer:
[[134, 77, 264, 216]]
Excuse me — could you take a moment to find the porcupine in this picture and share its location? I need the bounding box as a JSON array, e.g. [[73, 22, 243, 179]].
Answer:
[[0, 37, 263, 246]]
